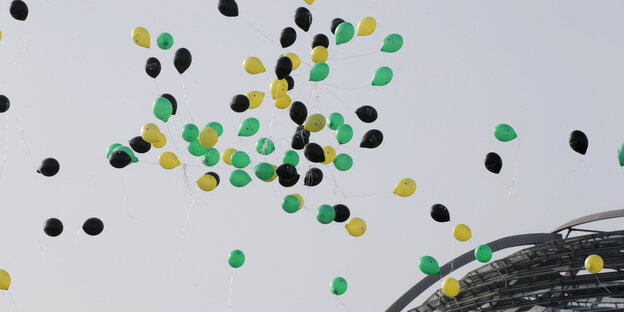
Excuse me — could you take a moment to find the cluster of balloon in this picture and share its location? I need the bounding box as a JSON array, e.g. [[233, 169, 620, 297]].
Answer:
[[131, 26, 192, 78], [484, 124, 518, 174], [43, 218, 104, 237]]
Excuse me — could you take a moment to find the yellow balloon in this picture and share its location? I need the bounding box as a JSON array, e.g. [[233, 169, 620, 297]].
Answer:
[[222, 148, 237, 165], [158, 152, 180, 170], [304, 113, 326, 132], [265, 164, 278, 182], [0, 30, 2, 42], [283, 53, 301, 70], [270, 78, 288, 100], [243, 56, 266, 74], [357, 17, 377, 36], [321, 146, 336, 164], [393, 178, 416, 197], [293, 193, 304, 209], [152, 132, 167, 148], [247, 91, 265, 109], [345, 217, 367, 237], [197, 174, 218, 191], [199, 127, 218, 148], [585, 254, 604, 273], [310, 46, 329, 63], [304, 0, 315, 4], [452, 224, 472, 242], [141, 123, 161, 143], [274, 94, 292, 109], [0, 269, 10, 290], [131, 26, 150, 48], [441, 278, 460, 297]]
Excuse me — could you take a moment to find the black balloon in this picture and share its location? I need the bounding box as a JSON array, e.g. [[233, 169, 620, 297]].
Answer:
[[129, 136, 151, 154], [304, 143, 325, 163], [330, 18, 345, 34], [44, 218, 63, 237], [109, 150, 132, 169], [218, 0, 238, 17], [280, 27, 297, 48], [275, 56, 293, 80], [174, 48, 192, 74], [569, 130, 588, 155], [145, 57, 161, 78], [289, 101, 308, 125], [333, 204, 350, 223], [0, 95, 9, 113], [360, 129, 383, 148], [37, 158, 60, 177], [276, 164, 298, 181], [230, 94, 250, 113], [285, 75, 295, 91], [83, 218, 104, 236], [430, 204, 450, 223], [311, 34, 329, 49], [279, 175, 300, 187], [355, 105, 378, 123], [294, 7, 312, 32], [304, 168, 323, 186], [161, 93, 178, 115], [207, 172, 220, 186], [291, 126, 310, 150], [484, 152, 502, 174], [10, 0, 28, 21]]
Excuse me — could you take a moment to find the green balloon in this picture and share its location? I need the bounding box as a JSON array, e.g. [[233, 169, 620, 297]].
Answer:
[[418, 256, 440, 275], [618, 143, 624, 166], [474, 245, 493, 263], [238, 118, 260, 137], [333, 154, 353, 171], [335, 22, 355, 45], [228, 249, 245, 268], [106, 143, 122, 159], [230, 151, 250, 168], [153, 97, 173, 122], [327, 113, 344, 130], [205, 122, 224, 136], [330, 277, 348, 295], [201, 148, 220, 166], [113, 145, 138, 163], [229, 170, 251, 187], [188, 140, 209, 156], [310, 62, 330, 82], [157, 32, 174, 50], [254, 162, 275, 181], [372, 66, 393, 86], [381, 33, 403, 53], [494, 124, 517, 142], [181, 124, 199, 142], [256, 138, 275, 155], [336, 124, 353, 144], [316, 204, 335, 224], [282, 150, 300, 166], [282, 195, 300, 213]]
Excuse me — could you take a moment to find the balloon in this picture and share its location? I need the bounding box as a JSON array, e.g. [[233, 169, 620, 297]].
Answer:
[[279, 175, 300, 187], [202, 148, 220, 166], [333, 154, 353, 171], [0, 269, 10, 290], [474, 245, 493, 263], [393, 178, 416, 197], [145, 57, 161, 78], [293, 194, 304, 209], [493, 124, 517, 142], [197, 172, 219, 191], [218, 0, 239, 17], [270, 78, 288, 100], [277, 164, 299, 182], [453, 224, 471, 242], [312, 34, 329, 48], [230, 94, 250, 113], [310, 46, 328, 63], [113, 146, 138, 163], [304, 143, 325, 163], [106, 143, 122, 159], [239, 118, 260, 137], [243, 57, 266, 74], [274, 94, 292, 109], [290, 101, 308, 125], [291, 132, 310, 150], [131, 26, 149, 48], [222, 148, 237, 165], [418, 256, 440, 275], [327, 113, 344, 130], [188, 140, 209, 156], [181, 124, 200, 143], [151, 132, 167, 148], [254, 162, 275, 181], [205, 122, 224, 136], [304, 113, 326, 132], [336, 124, 353, 144], [197, 127, 217, 148], [283, 53, 301, 70], [256, 138, 275, 155], [285, 75, 295, 91], [128, 136, 151, 154], [355, 105, 378, 123], [157, 32, 174, 50], [333, 204, 350, 222], [304, 0, 314, 4], [158, 152, 180, 169], [153, 97, 173, 122], [173, 48, 192, 74], [357, 17, 376, 36], [283, 150, 300, 166], [430, 204, 450, 223], [280, 27, 297, 48], [335, 22, 355, 45], [619, 143, 624, 166], [321, 146, 336, 164], [38, 158, 60, 177], [360, 129, 383, 148], [330, 18, 345, 34], [83, 218, 104, 236], [309, 62, 330, 81], [231, 151, 251, 168], [484, 152, 502, 174], [569, 130, 588, 155], [330, 277, 348, 295], [282, 194, 300, 213], [372, 66, 393, 86], [247, 91, 265, 109], [345, 217, 366, 237], [294, 7, 312, 32], [585, 254, 604, 273], [381, 34, 403, 53], [161, 93, 178, 115], [275, 56, 293, 80], [109, 150, 132, 168], [44, 218, 63, 237], [0, 95, 9, 113], [141, 123, 161, 143], [442, 278, 460, 297], [228, 249, 245, 268], [304, 168, 323, 186], [317, 205, 335, 224], [230, 170, 251, 187]]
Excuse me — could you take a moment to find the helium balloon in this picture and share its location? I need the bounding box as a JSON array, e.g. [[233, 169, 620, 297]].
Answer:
[[333, 204, 350, 222], [243, 57, 266, 74], [283, 53, 301, 70], [357, 17, 376, 36], [381, 34, 403, 53], [38, 158, 60, 177], [106, 143, 122, 159], [304, 113, 326, 132], [360, 129, 383, 148], [304, 143, 325, 163], [113, 146, 138, 163], [161, 93, 178, 115], [274, 94, 292, 109], [317, 205, 335, 224], [10, 0, 28, 21], [393, 178, 416, 197], [129, 136, 150, 154], [569, 130, 588, 155], [44, 218, 63, 237], [312, 34, 329, 49], [283, 150, 300, 166], [230, 151, 251, 168], [333, 154, 353, 171], [355, 105, 378, 123], [239, 118, 260, 137], [372, 66, 393, 86], [270, 78, 288, 100], [181, 124, 200, 143], [304, 0, 314, 4], [321, 146, 336, 164], [159, 152, 180, 170], [585, 254, 604, 273], [228, 249, 245, 268], [247, 91, 265, 109], [145, 57, 161, 78], [83, 218, 104, 236], [453, 224, 471, 242], [619, 144, 624, 166], [310, 46, 328, 63], [330, 18, 345, 34], [218, 0, 238, 17], [484, 152, 502, 174], [131, 26, 150, 48], [188, 140, 209, 156], [309, 62, 330, 81], [275, 56, 293, 80], [336, 124, 353, 144], [285, 76, 295, 91], [151, 132, 167, 148], [418, 256, 440, 275], [256, 138, 275, 155], [474, 245, 493, 263], [282, 194, 300, 213], [493, 124, 517, 142], [279, 175, 300, 187], [197, 172, 219, 191], [230, 170, 251, 187], [345, 217, 366, 237], [327, 112, 344, 130], [230, 94, 250, 113], [153, 97, 173, 122], [430, 204, 450, 223], [280, 27, 297, 48], [442, 278, 460, 297], [276, 164, 298, 181], [205, 121, 224, 136], [291, 131, 310, 150], [202, 148, 220, 166], [294, 7, 312, 32], [335, 22, 355, 45], [141, 123, 161, 143], [330, 277, 347, 295], [109, 150, 132, 168], [199, 127, 218, 148], [222, 148, 237, 165], [254, 162, 274, 181], [293, 194, 304, 209], [157, 32, 174, 50], [0, 270, 10, 290], [0, 95, 9, 113], [304, 168, 323, 186], [290, 101, 308, 125], [173, 48, 192, 74]]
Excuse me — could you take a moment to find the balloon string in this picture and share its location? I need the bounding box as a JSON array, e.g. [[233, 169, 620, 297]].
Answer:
[[330, 50, 379, 61], [8, 291, 19, 312], [178, 194, 197, 262], [13, 115, 36, 171], [452, 297, 462, 310], [335, 296, 351, 311], [595, 274, 612, 294], [321, 86, 356, 111], [228, 274, 235, 312], [342, 191, 391, 198], [323, 83, 369, 91], [37, 239, 45, 258], [0, 114, 9, 178], [240, 18, 281, 49], [491, 263, 508, 287], [180, 76, 196, 124]]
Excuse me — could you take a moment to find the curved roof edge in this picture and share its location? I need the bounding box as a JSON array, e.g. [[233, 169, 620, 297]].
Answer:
[[551, 209, 624, 233]]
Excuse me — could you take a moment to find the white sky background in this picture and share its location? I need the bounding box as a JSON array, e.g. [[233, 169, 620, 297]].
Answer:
[[1, 1, 624, 311]]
